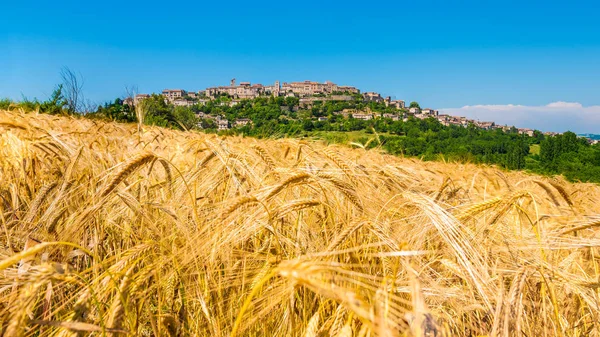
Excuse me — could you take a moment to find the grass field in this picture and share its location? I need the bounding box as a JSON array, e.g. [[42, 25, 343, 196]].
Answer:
[[1, 110, 600, 336]]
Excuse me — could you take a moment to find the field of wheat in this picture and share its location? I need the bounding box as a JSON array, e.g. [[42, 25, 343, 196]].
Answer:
[[1, 110, 600, 336]]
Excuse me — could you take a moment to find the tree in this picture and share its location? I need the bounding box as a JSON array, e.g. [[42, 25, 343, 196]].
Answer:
[[39, 85, 67, 115], [94, 98, 135, 122], [173, 106, 197, 130], [540, 136, 557, 169], [142, 94, 176, 127], [409, 101, 420, 109], [505, 137, 528, 169], [200, 118, 217, 129], [60, 67, 85, 114]]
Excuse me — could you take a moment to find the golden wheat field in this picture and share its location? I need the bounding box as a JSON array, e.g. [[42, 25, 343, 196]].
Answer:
[[1, 110, 600, 336]]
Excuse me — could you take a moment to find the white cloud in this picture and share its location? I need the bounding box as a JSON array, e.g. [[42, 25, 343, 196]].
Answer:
[[545, 101, 583, 109], [439, 102, 600, 134]]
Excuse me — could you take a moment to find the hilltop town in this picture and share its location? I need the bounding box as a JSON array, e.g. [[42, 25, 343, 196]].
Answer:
[[127, 79, 552, 137]]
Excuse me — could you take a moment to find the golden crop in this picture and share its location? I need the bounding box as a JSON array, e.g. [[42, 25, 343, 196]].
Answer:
[[1, 110, 600, 336]]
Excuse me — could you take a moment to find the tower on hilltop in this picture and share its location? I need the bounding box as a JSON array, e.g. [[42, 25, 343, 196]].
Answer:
[[230, 78, 236, 87]]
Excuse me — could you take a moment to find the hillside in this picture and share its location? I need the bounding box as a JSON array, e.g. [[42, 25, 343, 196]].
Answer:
[[1, 110, 600, 336]]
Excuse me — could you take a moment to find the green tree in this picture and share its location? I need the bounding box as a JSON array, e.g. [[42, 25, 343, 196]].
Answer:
[[94, 98, 135, 122], [173, 106, 198, 130], [200, 118, 217, 129], [143, 94, 175, 127], [39, 85, 67, 115]]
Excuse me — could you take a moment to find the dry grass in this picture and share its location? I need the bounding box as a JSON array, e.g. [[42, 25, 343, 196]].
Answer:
[[1, 110, 600, 336]]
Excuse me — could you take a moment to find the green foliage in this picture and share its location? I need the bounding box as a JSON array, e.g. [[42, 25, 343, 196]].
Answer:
[[536, 131, 600, 182], [199, 118, 216, 129], [9, 85, 68, 114], [93, 98, 135, 122], [0, 98, 12, 110], [18, 97, 40, 112], [409, 101, 420, 109], [173, 106, 197, 130], [39, 85, 67, 115], [142, 94, 181, 129]]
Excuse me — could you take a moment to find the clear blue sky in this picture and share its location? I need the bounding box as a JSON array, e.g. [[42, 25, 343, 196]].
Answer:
[[2, 0, 600, 131]]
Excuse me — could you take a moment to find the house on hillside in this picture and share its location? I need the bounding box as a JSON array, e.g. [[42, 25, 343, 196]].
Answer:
[[352, 113, 374, 121], [421, 108, 438, 116], [216, 118, 229, 130], [518, 128, 535, 137], [363, 92, 383, 103], [173, 100, 194, 107], [195, 111, 210, 119], [437, 114, 450, 126], [409, 107, 421, 114], [383, 113, 400, 121], [386, 100, 405, 109], [162, 89, 186, 101], [133, 94, 150, 105], [337, 85, 360, 94], [234, 118, 252, 127], [477, 121, 495, 130]]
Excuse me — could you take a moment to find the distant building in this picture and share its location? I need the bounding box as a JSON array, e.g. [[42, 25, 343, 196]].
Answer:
[[436, 114, 450, 126], [409, 107, 421, 114], [277, 80, 358, 97], [518, 128, 535, 137], [216, 118, 229, 130], [196, 111, 209, 119], [383, 113, 400, 121], [476, 121, 495, 130], [173, 100, 194, 107], [386, 100, 405, 109], [414, 114, 431, 120], [123, 97, 134, 106], [134, 94, 150, 105], [205, 80, 262, 99], [299, 95, 353, 105], [337, 85, 360, 94], [162, 89, 186, 101], [421, 108, 438, 116], [234, 118, 252, 127], [363, 92, 383, 102], [352, 113, 374, 121]]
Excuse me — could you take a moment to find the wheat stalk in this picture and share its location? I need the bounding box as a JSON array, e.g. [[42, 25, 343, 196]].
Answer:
[[99, 153, 156, 197]]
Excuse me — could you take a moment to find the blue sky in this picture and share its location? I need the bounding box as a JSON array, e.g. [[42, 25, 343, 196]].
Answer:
[[1, 0, 600, 132]]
